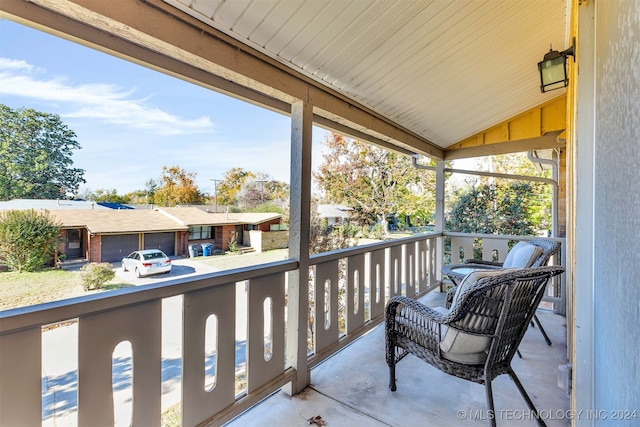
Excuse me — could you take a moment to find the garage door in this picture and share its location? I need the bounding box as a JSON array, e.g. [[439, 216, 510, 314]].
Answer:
[[144, 232, 175, 256], [101, 234, 139, 262]]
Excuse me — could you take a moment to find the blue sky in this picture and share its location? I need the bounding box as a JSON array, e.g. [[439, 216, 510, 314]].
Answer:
[[0, 19, 328, 196]]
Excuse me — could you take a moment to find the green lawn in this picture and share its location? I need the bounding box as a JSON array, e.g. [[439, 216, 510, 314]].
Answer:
[[0, 250, 290, 312], [0, 269, 131, 311], [0, 269, 80, 310]]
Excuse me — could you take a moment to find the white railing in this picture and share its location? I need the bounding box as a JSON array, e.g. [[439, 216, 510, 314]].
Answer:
[[0, 260, 298, 426], [0, 233, 441, 426], [307, 233, 440, 367]]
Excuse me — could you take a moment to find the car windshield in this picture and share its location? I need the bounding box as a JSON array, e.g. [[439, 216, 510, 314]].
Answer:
[[143, 252, 164, 260]]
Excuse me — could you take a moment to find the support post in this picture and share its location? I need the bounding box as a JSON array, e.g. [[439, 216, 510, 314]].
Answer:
[[284, 99, 313, 395], [434, 160, 446, 281]]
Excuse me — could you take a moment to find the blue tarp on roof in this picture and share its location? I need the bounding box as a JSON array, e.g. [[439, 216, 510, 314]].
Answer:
[[96, 202, 134, 210]]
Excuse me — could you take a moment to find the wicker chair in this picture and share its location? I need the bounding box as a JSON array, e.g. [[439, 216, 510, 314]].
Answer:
[[385, 266, 565, 427], [442, 238, 562, 346]]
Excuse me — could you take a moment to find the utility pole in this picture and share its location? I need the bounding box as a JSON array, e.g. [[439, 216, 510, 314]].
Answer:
[[210, 179, 223, 212], [256, 180, 267, 204]]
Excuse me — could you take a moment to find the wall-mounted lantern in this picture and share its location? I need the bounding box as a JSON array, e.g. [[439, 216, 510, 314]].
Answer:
[[538, 39, 575, 93]]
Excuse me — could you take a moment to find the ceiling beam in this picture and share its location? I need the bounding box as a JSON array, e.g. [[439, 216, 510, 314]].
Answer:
[[444, 131, 565, 160], [312, 116, 416, 157], [444, 95, 566, 159]]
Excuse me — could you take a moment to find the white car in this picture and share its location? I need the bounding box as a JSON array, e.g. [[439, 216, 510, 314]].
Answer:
[[121, 249, 172, 277]]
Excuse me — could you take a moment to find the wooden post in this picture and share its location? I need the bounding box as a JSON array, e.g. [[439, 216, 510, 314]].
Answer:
[[284, 99, 313, 395]]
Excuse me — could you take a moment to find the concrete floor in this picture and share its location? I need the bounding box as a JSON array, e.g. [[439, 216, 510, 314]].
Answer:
[[226, 292, 571, 427]]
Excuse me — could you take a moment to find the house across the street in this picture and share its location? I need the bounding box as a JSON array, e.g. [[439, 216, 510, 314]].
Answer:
[[0, 200, 286, 263], [159, 207, 286, 256], [317, 204, 351, 227], [49, 209, 188, 263]]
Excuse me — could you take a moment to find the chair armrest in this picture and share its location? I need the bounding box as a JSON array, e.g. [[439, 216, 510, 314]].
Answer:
[[386, 296, 448, 324], [386, 296, 448, 352], [442, 263, 501, 286], [463, 259, 503, 267], [445, 286, 457, 308]]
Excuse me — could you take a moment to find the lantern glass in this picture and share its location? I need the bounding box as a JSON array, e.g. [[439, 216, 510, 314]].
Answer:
[[538, 55, 567, 92]]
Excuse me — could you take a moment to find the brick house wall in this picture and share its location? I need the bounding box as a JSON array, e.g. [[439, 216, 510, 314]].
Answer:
[[257, 219, 281, 231], [260, 229, 289, 251], [243, 230, 289, 253], [56, 228, 93, 263], [56, 230, 66, 255], [55, 217, 283, 262], [176, 231, 189, 257], [89, 234, 100, 263], [181, 225, 238, 255], [221, 225, 237, 251]]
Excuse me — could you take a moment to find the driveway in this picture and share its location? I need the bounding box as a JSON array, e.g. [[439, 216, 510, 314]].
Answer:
[[112, 256, 221, 286]]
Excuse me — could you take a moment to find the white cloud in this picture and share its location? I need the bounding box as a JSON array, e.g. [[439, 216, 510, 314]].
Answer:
[[0, 57, 214, 135], [0, 58, 39, 72]]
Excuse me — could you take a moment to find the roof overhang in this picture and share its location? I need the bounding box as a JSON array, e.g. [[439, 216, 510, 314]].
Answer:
[[0, 0, 571, 159]]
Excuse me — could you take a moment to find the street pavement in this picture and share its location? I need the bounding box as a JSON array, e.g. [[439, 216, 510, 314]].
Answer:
[[42, 257, 248, 426], [113, 256, 221, 285]]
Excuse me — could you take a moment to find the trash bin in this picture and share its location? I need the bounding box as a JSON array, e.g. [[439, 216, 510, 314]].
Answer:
[[201, 243, 213, 257], [189, 244, 201, 258]]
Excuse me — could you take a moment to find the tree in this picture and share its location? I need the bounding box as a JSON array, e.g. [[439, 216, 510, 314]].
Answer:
[[154, 165, 205, 206], [126, 179, 159, 205], [87, 188, 131, 204], [446, 152, 552, 236], [0, 104, 85, 200], [215, 168, 256, 208], [314, 132, 436, 233], [305, 197, 355, 350], [446, 180, 550, 236], [236, 173, 290, 211], [0, 209, 62, 272]]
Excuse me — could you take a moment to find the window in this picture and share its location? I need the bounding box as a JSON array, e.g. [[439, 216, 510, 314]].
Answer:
[[189, 226, 212, 240]]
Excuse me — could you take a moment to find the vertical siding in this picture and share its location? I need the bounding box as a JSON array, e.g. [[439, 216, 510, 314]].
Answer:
[[592, 0, 640, 420]]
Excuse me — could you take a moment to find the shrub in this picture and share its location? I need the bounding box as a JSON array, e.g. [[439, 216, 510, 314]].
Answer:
[[0, 209, 62, 272], [337, 222, 361, 239], [366, 223, 385, 240], [227, 235, 239, 254], [80, 262, 115, 291]]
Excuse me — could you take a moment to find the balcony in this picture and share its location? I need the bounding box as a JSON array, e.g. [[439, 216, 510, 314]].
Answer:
[[0, 233, 567, 426], [228, 300, 569, 427]]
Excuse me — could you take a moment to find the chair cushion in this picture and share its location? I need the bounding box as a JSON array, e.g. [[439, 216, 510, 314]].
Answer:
[[440, 327, 491, 364], [502, 242, 543, 268], [448, 269, 506, 309], [439, 269, 509, 365]]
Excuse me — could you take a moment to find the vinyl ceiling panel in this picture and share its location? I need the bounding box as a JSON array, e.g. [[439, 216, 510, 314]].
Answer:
[[167, 0, 569, 149]]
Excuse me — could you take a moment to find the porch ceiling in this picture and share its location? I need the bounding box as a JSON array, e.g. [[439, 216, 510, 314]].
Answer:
[[165, 0, 570, 151]]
